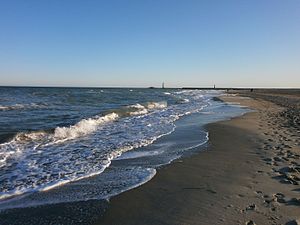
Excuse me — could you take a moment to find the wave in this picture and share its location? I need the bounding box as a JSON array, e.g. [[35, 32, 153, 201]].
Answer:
[[0, 103, 46, 111], [126, 104, 148, 116], [53, 112, 119, 140], [111, 101, 167, 117], [145, 101, 167, 109], [128, 101, 167, 115]]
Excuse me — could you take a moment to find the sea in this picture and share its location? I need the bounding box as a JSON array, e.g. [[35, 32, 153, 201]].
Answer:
[[0, 87, 249, 212]]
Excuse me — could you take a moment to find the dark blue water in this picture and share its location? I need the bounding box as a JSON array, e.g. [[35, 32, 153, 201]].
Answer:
[[0, 87, 248, 210]]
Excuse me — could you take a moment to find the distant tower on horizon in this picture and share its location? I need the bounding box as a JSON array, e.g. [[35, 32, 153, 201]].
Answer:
[[162, 82, 165, 89], [214, 84, 216, 89]]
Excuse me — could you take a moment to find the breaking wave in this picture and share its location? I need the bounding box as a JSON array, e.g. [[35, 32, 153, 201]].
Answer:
[[53, 113, 119, 140]]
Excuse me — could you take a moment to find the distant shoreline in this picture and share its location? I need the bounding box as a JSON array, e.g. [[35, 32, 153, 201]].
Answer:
[[0, 85, 299, 91]]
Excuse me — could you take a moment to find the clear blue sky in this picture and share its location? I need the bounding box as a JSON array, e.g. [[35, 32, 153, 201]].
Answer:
[[0, 0, 299, 88]]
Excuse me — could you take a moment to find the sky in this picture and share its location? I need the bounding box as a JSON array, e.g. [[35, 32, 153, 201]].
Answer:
[[0, 0, 299, 88]]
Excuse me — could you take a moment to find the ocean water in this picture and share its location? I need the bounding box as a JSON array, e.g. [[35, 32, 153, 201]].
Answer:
[[0, 87, 248, 210]]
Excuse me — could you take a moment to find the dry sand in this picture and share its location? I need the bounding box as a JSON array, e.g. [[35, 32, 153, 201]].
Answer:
[[96, 92, 300, 225]]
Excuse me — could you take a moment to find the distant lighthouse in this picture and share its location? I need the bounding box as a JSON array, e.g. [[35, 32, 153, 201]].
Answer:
[[162, 82, 165, 89]]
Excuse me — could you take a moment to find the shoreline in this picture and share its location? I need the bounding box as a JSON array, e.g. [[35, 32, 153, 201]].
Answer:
[[96, 93, 300, 225]]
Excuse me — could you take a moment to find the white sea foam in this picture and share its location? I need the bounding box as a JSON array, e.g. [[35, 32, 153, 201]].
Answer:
[[0, 105, 9, 110], [126, 104, 148, 116], [145, 101, 167, 109], [14, 131, 48, 142], [0, 103, 45, 111], [126, 102, 167, 116], [0, 167, 157, 210], [115, 150, 163, 160], [54, 112, 119, 140]]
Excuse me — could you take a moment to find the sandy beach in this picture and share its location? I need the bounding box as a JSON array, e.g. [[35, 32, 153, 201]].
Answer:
[[96, 90, 300, 225]]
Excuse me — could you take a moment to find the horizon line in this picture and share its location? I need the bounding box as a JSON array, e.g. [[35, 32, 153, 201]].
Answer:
[[0, 85, 299, 90]]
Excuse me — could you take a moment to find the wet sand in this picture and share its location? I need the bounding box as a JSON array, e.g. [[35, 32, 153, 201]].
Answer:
[[96, 92, 300, 225]]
